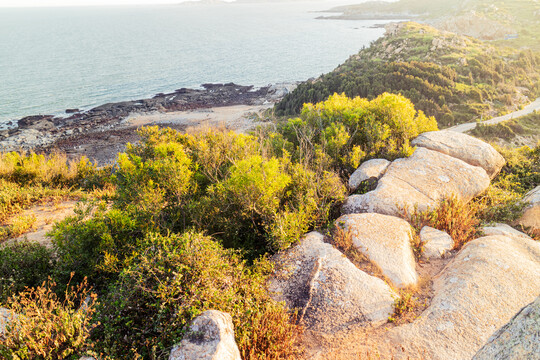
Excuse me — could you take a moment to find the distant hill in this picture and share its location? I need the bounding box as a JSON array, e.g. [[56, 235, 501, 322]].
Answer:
[[323, 0, 540, 49], [275, 22, 540, 127]]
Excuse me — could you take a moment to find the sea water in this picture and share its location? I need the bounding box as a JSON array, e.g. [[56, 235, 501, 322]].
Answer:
[[0, 1, 392, 124]]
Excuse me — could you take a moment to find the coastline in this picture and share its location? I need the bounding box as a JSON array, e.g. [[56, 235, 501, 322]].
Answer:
[[0, 82, 296, 164]]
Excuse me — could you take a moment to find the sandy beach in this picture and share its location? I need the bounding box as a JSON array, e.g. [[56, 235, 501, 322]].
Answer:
[[124, 104, 273, 133]]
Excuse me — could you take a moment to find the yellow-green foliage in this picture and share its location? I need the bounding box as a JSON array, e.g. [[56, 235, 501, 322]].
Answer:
[[108, 126, 347, 253], [278, 92, 438, 174], [0, 279, 97, 360]]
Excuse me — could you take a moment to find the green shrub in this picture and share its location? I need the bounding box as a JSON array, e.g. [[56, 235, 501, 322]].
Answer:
[[50, 202, 141, 290], [92, 231, 302, 360], [0, 241, 54, 303], [275, 92, 438, 175]]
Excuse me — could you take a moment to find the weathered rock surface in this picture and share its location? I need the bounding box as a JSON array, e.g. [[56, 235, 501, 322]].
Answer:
[[419, 226, 454, 259], [473, 296, 540, 360], [349, 158, 390, 191], [336, 214, 418, 288], [412, 130, 505, 179], [386, 235, 540, 360], [342, 147, 490, 217], [482, 223, 532, 240], [518, 185, 540, 236], [268, 232, 395, 333], [169, 310, 241, 360]]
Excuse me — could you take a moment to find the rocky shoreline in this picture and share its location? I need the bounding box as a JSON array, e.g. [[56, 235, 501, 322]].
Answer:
[[0, 82, 296, 163]]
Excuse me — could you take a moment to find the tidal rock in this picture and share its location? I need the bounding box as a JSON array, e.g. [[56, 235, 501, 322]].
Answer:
[[342, 147, 490, 217], [473, 296, 540, 360], [169, 310, 241, 360], [17, 115, 56, 131], [518, 186, 540, 236], [269, 232, 395, 333], [411, 130, 505, 179], [336, 214, 418, 288], [349, 158, 390, 191], [387, 235, 540, 360], [419, 226, 454, 259]]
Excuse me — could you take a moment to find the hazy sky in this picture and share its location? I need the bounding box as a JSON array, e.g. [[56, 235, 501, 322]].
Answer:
[[0, 0, 194, 7]]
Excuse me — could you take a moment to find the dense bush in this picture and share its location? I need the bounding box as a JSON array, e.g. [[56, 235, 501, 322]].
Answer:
[[274, 92, 438, 175], [106, 126, 346, 253], [0, 241, 54, 302], [50, 202, 142, 290], [92, 231, 301, 360]]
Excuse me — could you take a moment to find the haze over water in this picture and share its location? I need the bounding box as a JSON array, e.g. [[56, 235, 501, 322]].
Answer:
[[0, 1, 390, 124]]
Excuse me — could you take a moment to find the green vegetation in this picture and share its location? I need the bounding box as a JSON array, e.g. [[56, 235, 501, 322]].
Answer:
[[0, 93, 432, 359], [274, 92, 438, 175], [469, 111, 540, 144], [276, 23, 540, 126]]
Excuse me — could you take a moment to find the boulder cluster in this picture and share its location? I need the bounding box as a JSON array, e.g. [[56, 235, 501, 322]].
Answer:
[[267, 130, 540, 359]]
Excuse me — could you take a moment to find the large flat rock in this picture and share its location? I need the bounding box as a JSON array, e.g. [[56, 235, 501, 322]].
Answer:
[[473, 296, 540, 360], [268, 232, 396, 334], [411, 130, 505, 179], [343, 147, 490, 217], [386, 235, 540, 360], [336, 213, 418, 288]]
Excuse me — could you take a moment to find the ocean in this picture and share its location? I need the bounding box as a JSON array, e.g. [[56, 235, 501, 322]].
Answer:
[[0, 1, 392, 126]]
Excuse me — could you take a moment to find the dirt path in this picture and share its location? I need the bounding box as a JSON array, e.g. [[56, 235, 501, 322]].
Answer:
[[3, 201, 77, 248], [449, 97, 540, 133]]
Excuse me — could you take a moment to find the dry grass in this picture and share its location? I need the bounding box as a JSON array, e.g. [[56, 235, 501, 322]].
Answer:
[[0, 276, 97, 359], [406, 196, 481, 250]]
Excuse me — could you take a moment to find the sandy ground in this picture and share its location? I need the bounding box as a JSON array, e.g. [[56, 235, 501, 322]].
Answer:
[[124, 104, 273, 133], [3, 200, 77, 248]]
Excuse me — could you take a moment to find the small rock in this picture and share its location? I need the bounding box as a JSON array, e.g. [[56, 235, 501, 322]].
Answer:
[[169, 310, 241, 360], [349, 158, 390, 191], [66, 108, 80, 114], [411, 130, 505, 179], [420, 226, 454, 259], [518, 186, 540, 236], [336, 214, 418, 288], [269, 232, 396, 333], [473, 296, 540, 360]]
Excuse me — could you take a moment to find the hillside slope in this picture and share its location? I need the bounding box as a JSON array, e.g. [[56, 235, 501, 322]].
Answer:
[[275, 22, 540, 127]]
